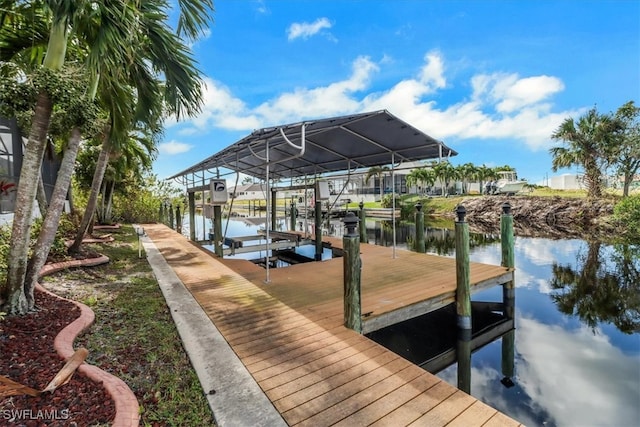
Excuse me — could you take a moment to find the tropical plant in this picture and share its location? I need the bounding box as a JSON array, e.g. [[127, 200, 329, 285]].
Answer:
[[456, 163, 478, 194], [614, 195, 640, 240], [609, 101, 640, 197], [550, 107, 620, 199], [1, 0, 212, 315], [0, 0, 126, 314], [432, 162, 458, 196], [405, 167, 436, 195], [364, 165, 391, 201], [474, 164, 494, 195], [68, 0, 211, 253], [550, 242, 640, 334]]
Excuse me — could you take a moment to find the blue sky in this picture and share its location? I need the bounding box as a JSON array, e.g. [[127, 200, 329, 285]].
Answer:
[[157, 0, 640, 185]]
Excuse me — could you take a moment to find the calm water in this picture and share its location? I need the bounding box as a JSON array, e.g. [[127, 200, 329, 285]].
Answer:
[[184, 214, 640, 427]]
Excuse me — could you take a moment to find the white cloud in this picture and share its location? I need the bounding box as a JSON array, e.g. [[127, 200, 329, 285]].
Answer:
[[287, 17, 332, 41], [254, 55, 379, 124], [159, 140, 193, 155], [168, 50, 582, 153], [473, 73, 565, 113], [515, 317, 640, 426], [254, 0, 269, 15]]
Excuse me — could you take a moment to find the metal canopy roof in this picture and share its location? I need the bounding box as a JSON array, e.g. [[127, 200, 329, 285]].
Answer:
[[168, 110, 457, 182]]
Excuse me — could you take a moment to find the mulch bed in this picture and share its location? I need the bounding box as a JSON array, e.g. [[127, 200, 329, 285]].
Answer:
[[0, 290, 115, 426]]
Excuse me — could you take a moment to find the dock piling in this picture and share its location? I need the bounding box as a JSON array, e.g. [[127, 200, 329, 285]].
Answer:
[[501, 202, 515, 318], [455, 205, 471, 332], [290, 201, 297, 231], [314, 201, 323, 260], [359, 201, 368, 243], [168, 203, 174, 229], [501, 328, 515, 387], [415, 202, 426, 253], [343, 212, 362, 333], [213, 205, 223, 257], [188, 192, 196, 241], [176, 205, 182, 234], [457, 331, 472, 393]]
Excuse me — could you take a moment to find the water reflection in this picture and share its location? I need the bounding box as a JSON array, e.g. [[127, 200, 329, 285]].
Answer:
[[183, 214, 639, 426], [550, 242, 640, 334]]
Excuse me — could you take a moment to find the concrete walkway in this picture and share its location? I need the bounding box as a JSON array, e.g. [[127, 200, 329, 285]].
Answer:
[[141, 233, 287, 427]]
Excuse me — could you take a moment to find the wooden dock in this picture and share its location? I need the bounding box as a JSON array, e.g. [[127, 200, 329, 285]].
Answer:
[[144, 223, 521, 426]]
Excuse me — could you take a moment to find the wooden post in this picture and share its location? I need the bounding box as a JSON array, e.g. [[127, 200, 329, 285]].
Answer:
[[415, 202, 426, 253], [175, 205, 182, 234], [501, 329, 515, 387], [455, 205, 471, 332], [314, 200, 323, 260], [159, 203, 164, 224], [456, 331, 472, 393], [343, 212, 362, 333], [501, 202, 515, 269], [213, 205, 223, 257], [290, 200, 297, 231], [501, 202, 515, 319], [188, 192, 196, 241], [168, 203, 174, 229], [358, 201, 368, 243]]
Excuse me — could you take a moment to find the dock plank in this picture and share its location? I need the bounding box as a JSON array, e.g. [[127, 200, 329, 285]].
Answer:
[[143, 224, 521, 427]]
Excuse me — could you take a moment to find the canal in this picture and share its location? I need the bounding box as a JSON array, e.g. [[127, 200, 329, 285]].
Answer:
[[184, 213, 640, 426]]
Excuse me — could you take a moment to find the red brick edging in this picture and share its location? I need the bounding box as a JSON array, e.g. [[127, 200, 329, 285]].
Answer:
[[37, 256, 140, 427]]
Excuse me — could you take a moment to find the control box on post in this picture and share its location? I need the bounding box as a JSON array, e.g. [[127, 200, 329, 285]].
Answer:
[[209, 179, 228, 205], [315, 180, 330, 200]]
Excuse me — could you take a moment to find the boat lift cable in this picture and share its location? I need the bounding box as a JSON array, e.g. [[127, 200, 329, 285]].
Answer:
[[223, 165, 241, 241], [320, 161, 354, 226], [262, 123, 307, 284]]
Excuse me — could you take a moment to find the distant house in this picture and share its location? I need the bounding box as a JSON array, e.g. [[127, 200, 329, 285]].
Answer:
[[547, 174, 584, 190], [228, 183, 267, 200]]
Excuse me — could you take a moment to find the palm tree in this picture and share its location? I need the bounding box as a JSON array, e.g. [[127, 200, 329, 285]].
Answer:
[[99, 125, 158, 224], [550, 107, 617, 199], [1, 0, 138, 314], [474, 164, 493, 195], [406, 167, 436, 195], [68, 0, 211, 254], [432, 162, 458, 196], [2, 0, 212, 314], [405, 169, 421, 194], [364, 165, 390, 201], [456, 163, 478, 194]]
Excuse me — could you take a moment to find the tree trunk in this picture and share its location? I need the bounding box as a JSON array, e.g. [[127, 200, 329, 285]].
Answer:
[[2, 93, 52, 314], [623, 172, 632, 197], [103, 180, 115, 224], [97, 179, 107, 223], [584, 160, 603, 199], [36, 176, 48, 218], [24, 128, 82, 299], [68, 127, 112, 254]]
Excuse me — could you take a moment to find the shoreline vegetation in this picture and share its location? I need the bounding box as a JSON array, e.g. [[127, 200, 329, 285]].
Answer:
[[348, 188, 637, 242]]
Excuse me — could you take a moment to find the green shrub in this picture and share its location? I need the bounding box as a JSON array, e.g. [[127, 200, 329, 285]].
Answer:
[[614, 195, 640, 240]]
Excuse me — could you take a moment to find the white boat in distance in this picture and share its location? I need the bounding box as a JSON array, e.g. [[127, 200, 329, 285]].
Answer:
[[486, 171, 527, 195]]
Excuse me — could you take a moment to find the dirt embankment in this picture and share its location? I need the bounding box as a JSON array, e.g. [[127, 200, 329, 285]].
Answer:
[[450, 196, 617, 239]]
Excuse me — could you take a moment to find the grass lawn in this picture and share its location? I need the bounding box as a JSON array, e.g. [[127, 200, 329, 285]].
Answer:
[[40, 225, 215, 426]]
